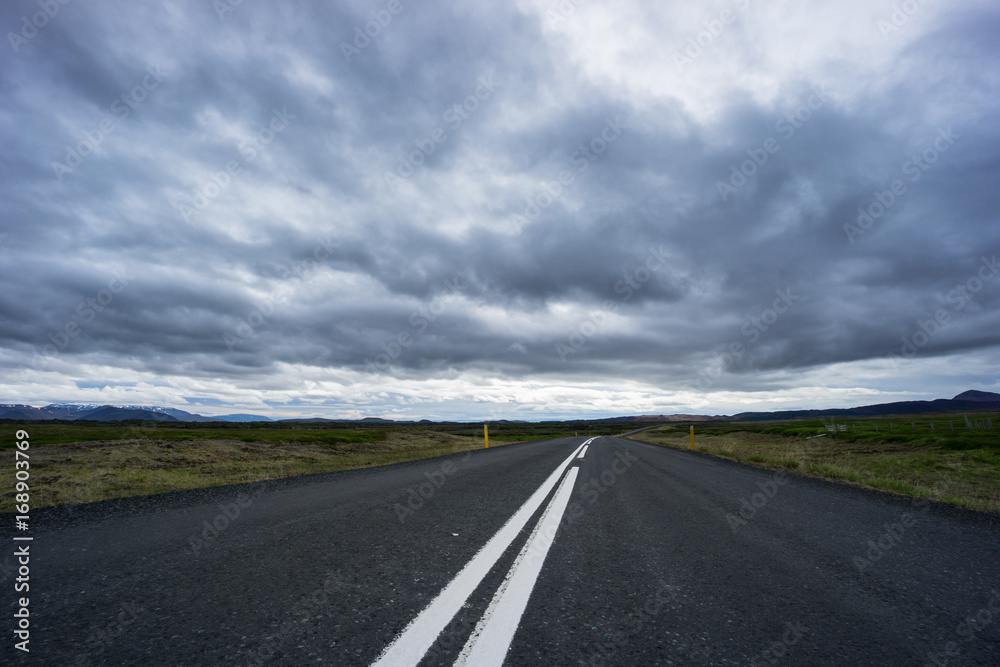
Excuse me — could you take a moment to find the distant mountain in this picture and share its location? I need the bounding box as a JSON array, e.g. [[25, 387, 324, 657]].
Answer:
[[0, 404, 71, 420], [1, 404, 99, 420], [727, 395, 1000, 422], [212, 414, 274, 422], [602, 414, 717, 422], [49, 403, 178, 413], [574, 391, 1000, 423], [277, 416, 397, 423], [2, 389, 997, 423], [25, 404, 101, 419], [43, 404, 210, 421], [953, 390, 1000, 403], [1, 404, 209, 422], [75, 406, 180, 422], [46, 403, 108, 410], [159, 408, 214, 422], [2, 404, 276, 422]]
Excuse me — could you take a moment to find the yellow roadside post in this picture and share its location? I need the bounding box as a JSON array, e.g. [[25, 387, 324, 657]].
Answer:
[[484, 424, 489, 449], [690, 425, 695, 450]]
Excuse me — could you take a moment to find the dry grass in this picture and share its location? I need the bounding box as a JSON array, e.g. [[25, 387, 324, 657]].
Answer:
[[632, 428, 1000, 514], [1, 430, 496, 513]]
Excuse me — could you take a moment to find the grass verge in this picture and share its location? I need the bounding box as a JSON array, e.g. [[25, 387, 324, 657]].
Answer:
[[632, 422, 1000, 513], [1, 427, 509, 513]]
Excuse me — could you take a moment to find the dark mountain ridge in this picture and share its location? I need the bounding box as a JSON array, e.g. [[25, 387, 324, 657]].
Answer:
[[1, 391, 997, 423]]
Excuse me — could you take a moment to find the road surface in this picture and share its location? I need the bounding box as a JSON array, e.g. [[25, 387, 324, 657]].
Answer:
[[3, 435, 999, 665]]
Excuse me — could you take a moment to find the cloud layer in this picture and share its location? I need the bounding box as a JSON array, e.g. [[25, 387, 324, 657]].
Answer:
[[1, 0, 998, 419]]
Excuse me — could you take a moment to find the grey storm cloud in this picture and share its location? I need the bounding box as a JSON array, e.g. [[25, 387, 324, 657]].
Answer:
[[0, 0, 998, 418]]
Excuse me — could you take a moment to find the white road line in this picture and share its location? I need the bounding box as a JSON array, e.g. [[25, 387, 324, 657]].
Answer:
[[577, 444, 588, 459], [454, 466, 580, 667], [370, 442, 586, 667]]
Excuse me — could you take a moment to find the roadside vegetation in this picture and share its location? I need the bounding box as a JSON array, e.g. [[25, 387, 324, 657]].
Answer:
[[7, 414, 994, 515], [0, 419, 627, 512], [631, 414, 1000, 513]]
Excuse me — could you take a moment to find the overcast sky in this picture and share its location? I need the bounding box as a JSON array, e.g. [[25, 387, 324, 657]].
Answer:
[[1, 0, 998, 420]]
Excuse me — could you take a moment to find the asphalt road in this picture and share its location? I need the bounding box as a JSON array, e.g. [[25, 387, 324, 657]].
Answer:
[[3, 435, 1000, 665]]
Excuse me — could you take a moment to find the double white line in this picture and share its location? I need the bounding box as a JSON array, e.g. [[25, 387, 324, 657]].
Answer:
[[372, 438, 596, 667]]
